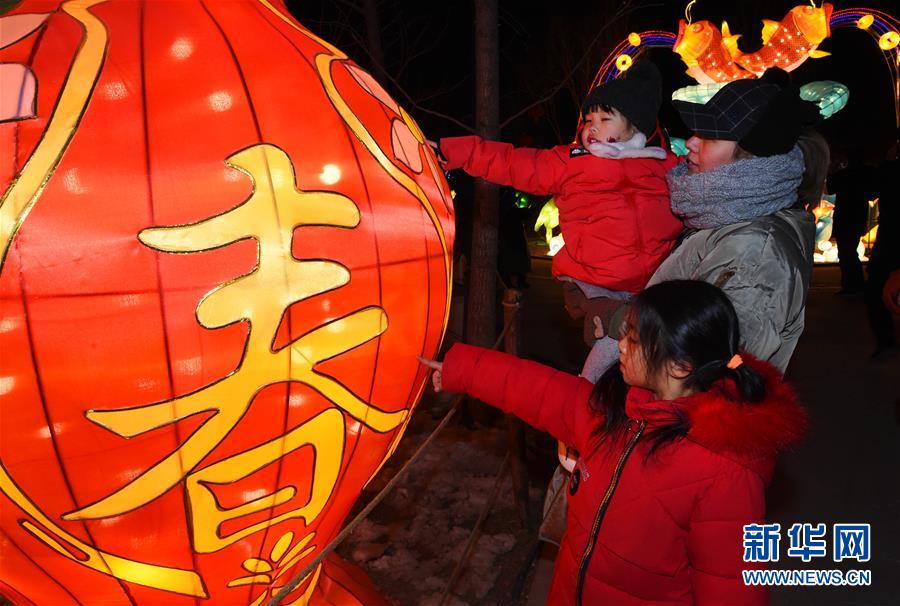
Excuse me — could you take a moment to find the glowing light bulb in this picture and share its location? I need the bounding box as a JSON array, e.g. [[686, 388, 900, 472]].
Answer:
[[208, 91, 233, 112], [616, 54, 633, 71], [879, 31, 899, 51], [319, 163, 341, 185], [170, 37, 193, 59], [0, 376, 15, 396]]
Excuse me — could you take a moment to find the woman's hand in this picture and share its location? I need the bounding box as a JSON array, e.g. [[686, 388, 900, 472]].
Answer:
[[561, 281, 586, 320], [416, 356, 444, 392], [579, 296, 628, 345], [583, 314, 606, 344], [593, 316, 605, 339]]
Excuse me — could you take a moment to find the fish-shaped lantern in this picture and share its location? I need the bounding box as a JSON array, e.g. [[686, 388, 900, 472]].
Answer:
[[673, 18, 754, 83], [731, 3, 834, 75]]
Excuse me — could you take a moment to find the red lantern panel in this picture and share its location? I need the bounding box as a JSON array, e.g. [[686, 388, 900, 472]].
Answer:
[[0, 1, 453, 604]]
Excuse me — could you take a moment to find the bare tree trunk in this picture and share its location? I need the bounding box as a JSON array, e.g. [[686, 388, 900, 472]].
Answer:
[[466, 0, 500, 348], [361, 0, 386, 81]]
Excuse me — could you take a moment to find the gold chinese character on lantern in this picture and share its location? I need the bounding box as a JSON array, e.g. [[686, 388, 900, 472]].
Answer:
[[63, 144, 403, 555]]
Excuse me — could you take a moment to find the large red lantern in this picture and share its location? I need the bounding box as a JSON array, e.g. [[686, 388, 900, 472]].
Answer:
[[0, 1, 453, 604]]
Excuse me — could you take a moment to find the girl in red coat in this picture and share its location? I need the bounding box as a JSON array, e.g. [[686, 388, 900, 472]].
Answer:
[[420, 280, 807, 605]]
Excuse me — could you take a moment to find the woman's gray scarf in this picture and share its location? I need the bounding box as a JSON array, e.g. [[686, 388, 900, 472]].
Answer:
[[667, 146, 804, 230]]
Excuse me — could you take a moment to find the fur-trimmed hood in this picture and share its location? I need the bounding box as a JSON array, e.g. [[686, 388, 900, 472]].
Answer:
[[626, 354, 808, 478]]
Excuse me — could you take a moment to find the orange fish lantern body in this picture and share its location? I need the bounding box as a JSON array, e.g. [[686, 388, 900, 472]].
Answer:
[[0, 1, 453, 605], [732, 3, 834, 75], [673, 19, 753, 84]]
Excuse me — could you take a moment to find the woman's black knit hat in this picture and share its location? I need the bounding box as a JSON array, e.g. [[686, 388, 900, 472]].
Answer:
[[581, 61, 662, 136]]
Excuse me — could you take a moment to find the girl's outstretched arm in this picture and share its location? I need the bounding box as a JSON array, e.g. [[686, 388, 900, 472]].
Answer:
[[419, 343, 599, 452]]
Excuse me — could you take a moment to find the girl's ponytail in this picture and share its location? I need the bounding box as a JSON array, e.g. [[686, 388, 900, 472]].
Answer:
[[682, 356, 767, 404], [727, 356, 766, 403]]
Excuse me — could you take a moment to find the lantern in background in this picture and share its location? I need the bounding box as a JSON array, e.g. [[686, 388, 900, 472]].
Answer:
[[730, 3, 834, 75], [593, 5, 899, 123], [672, 19, 753, 83], [0, 0, 453, 604]]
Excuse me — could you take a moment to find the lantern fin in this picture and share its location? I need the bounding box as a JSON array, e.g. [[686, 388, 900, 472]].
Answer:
[[761, 20, 780, 45], [721, 21, 742, 59], [808, 49, 830, 58]]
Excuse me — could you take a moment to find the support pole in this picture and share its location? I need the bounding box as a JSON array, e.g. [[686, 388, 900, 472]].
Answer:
[[503, 288, 531, 528]]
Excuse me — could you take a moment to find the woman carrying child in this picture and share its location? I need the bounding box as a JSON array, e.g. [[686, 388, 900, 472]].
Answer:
[[420, 280, 807, 605], [573, 68, 829, 374]]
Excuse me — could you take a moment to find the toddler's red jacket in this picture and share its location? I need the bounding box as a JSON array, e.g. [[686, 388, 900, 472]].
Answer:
[[441, 137, 682, 293]]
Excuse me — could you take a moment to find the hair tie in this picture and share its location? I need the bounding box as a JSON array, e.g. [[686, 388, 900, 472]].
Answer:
[[726, 354, 744, 370]]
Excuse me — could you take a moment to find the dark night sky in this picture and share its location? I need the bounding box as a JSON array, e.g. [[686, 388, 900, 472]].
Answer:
[[287, 0, 898, 156]]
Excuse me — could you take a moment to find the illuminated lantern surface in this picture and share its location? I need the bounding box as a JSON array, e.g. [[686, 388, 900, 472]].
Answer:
[[672, 18, 753, 83], [732, 3, 834, 75], [670, 4, 835, 84], [0, 1, 453, 604], [799, 80, 849, 119]]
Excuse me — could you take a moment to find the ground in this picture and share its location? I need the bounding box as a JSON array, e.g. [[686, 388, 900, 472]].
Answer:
[[336, 261, 900, 606], [335, 415, 554, 606]]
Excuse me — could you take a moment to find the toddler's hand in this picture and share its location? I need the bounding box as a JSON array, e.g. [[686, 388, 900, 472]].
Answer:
[[426, 139, 448, 168], [416, 355, 444, 392]]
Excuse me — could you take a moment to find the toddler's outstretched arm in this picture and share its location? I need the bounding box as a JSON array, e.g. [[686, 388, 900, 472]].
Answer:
[[439, 136, 568, 196]]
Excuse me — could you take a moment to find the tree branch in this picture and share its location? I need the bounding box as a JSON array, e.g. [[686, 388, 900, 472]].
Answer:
[[499, 1, 657, 129], [328, 0, 363, 16], [380, 68, 476, 133]]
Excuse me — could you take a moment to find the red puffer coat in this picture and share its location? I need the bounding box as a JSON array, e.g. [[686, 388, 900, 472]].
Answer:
[[440, 136, 682, 293], [441, 343, 807, 605]]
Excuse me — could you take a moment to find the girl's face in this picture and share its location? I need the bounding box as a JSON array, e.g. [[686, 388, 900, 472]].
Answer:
[[685, 135, 739, 173], [581, 107, 635, 148], [618, 327, 655, 391]]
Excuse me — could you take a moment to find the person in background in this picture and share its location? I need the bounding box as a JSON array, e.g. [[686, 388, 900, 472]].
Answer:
[[866, 137, 899, 358], [828, 152, 877, 296], [497, 187, 532, 290], [884, 270, 900, 314]]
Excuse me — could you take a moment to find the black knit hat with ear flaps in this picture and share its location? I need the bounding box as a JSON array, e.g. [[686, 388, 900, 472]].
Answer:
[[582, 61, 663, 137]]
